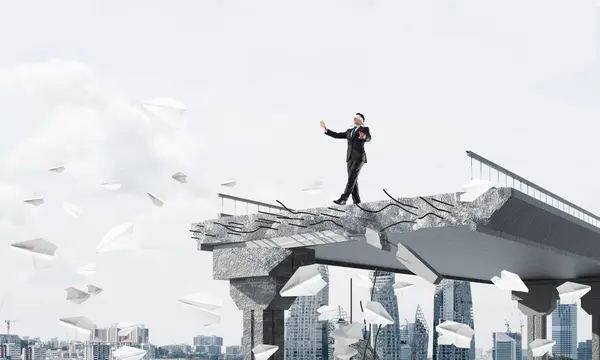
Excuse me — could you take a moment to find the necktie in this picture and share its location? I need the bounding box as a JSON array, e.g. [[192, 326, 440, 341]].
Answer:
[[352, 127, 357, 137]]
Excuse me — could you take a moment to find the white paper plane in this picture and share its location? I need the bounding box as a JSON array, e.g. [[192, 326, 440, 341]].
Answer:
[[77, 263, 96, 276], [396, 243, 442, 284], [363, 227, 383, 250], [49, 164, 65, 173], [117, 322, 138, 336], [58, 316, 96, 334], [252, 344, 278, 360], [65, 287, 91, 304], [317, 305, 339, 321], [62, 202, 83, 218], [86, 284, 102, 296], [112, 345, 147, 360], [459, 179, 494, 202], [529, 339, 555, 357], [331, 322, 365, 347], [141, 98, 187, 126], [100, 180, 122, 190], [393, 281, 415, 294], [352, 273, 373, 288], [146, 192, 165, 207], [96, 223, 137, 253], [557, 281, 591, 304], [23, 196, 44, 206], [491, 270, 529, 293], [362, 301, 394, 327], [172, 172, 187, 183], [10, 238, 57, 258], [177, 293, 222, 327], [220, 179, 236, 188], [280, 264, 327, 297], [301, 180, 324, 193], [435, 320, 474, 348]]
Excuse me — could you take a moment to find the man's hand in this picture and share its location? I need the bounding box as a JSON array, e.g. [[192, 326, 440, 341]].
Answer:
[[358, 131, 366, 139], [320, 120, 327, 131]]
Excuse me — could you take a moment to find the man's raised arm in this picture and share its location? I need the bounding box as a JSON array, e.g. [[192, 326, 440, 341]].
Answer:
[[320, 120, 346, 139], [359, 127, 371, 142]]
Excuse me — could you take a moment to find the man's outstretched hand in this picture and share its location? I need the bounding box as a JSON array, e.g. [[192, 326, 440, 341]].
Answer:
[[359, 131, 366, 139], [320, 120, 327, 131]]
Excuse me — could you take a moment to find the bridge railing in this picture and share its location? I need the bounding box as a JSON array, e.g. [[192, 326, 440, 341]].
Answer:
[[466, 150, 600, 228], [217, 193, 286, 217]]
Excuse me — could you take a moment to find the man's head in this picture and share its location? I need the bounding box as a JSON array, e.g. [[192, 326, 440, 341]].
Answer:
[[354, 113, 365, 126]]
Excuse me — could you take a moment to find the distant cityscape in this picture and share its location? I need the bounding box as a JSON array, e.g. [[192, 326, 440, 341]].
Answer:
[[0, 272, 591, 360]]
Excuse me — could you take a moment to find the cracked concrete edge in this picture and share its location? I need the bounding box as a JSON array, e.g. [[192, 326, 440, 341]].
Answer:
[[192, 188, 514, 247]]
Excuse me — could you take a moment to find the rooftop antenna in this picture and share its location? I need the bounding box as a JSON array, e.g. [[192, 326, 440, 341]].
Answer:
[[4, 320, 15, 335]]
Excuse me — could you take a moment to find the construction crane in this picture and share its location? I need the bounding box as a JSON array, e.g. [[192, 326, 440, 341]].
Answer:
[[504, 319, 511, 333], [4, 320, 15, 335]]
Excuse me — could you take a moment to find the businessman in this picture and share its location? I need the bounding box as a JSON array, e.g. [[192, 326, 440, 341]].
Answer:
[[320, 112, 371, 205]]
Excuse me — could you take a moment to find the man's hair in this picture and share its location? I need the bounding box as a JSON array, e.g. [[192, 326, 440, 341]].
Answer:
[[355, 112, 365, 122]]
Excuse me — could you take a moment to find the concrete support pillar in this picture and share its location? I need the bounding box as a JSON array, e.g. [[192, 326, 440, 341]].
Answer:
[[580, 281, 600, 360], [512, 284, 558, 360]]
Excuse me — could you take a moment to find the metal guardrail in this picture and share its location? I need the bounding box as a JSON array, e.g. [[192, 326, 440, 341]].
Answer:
[[466, 150, 600, 228], [217, 193, 286, 216]]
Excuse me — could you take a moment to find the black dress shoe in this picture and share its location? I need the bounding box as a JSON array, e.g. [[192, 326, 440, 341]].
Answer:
[[333, 199, 346, 205]]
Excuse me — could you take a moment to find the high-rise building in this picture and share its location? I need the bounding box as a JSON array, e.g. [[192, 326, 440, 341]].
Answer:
[[84, 340, 110, 360], [22, 344, 46, 360], [225, 345, 242, 360], [578, 340, 592, 360], [193, 335, 223, 354], [370, 271, 402, 360], [432, 280, 476, 360], [411, 305, 429, 360], [400, 323, 411, 360], [552, 301, 577, 360], [504, 332, 522, 360], [285, 265, 329, 360], [493, 333, 516, 360]]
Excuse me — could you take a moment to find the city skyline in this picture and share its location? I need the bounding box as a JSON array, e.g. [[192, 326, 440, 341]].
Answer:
[[0, 0, 599, 352]]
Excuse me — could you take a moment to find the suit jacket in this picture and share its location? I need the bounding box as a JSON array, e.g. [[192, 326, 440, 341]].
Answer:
[[325, 126, 371, 163]]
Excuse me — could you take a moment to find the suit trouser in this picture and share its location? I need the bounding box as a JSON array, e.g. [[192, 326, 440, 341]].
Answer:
[[340, 159, 364, 202]]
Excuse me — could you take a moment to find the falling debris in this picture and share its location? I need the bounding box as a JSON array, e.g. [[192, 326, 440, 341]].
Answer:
[[301, 180, 324, 193], [362, 301, 394, 327], [280, 264, 327, 297], [529, 339, 556, 357], [141, 98, 187, 126], [435, 320, 474, 348], [220, 179, 236, 188], [459, 179, 494, 202], [10, 238, 57, 258], [77, 263, 96, 276], [557, 282, 591, 304], [23, 196, 44, 206], [333, 346, 359, 360], [491, 270, 529, 293], [393, 281, 415, 294], [86, 284, 103, 296], [95, 223, 137, 253], [252, 344, 278, 360], [100, 180, 122, 190], [146, 192, 165, 207], [331, 322, 364, 347], [177, 293, 222, 327], [62, 202, 83, 218], [364, 227, 382, 249], [396, 243, 442, 284], [49, 164, 65, 173], [117, 322, 138, 336], [65, 287, 91, 304], [171, 172, 187, 183], [112, 346, 147, 360], [58, 316, 97, 334]]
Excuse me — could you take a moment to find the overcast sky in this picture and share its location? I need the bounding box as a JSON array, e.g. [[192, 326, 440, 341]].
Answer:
[[0, 0, 599, 352]]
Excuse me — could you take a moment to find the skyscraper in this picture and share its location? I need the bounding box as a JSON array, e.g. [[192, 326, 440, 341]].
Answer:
[[552, 301, 577, 360], [504, 332, 522, 360], [493, 333, 516, 360], [285, 264, 329, 360], [400, 323, 411, 360], [432, 280, 476, 360], [370, 271, 402, 360], [84, 340, 110, 360], [411, 305, 429, 360], [577, 340, 592, 360]]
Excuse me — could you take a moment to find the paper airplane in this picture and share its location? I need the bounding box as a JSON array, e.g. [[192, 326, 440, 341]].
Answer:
[[112, 346, 147, 360], [58, 316, 96, 334], [146, 192, 165, 207], [302, 180, 324, 193], [117, 322, 138, 336], [49, 164, 65, 173], [352, 273, 373, 288], [459, 179, 494, 202], [96, 223, 138, 253], [10, 238, 57, 258], [252, 344, 278, 360], [62, 202, 83, 218], [330, 322, 364, 346], [23, 196, 44, 206], [77, 263, 96, 276], [529, 339, 555, 357], [86, 284, 102, 296], [491, 270, 529, 293], [172, 172, 187, 183], [317, 305, 339, 321], [396, 243, 442, 284], [177, 293, 222, 327], [364, 227, 382, 249], [141, 98, 187, 126], [362, 301, 394, 327], [393, 281, 415, 293], [280, 264, 327, 297], [435, 320, 474, 348], [100, 180, 122, 190], [557, 282, 591, 304], [65, 287, 91, 304], [220, 179, 236, 188]]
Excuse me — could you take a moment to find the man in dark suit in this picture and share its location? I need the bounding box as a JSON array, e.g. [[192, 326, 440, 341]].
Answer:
[[320, 112, 371, 205]]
